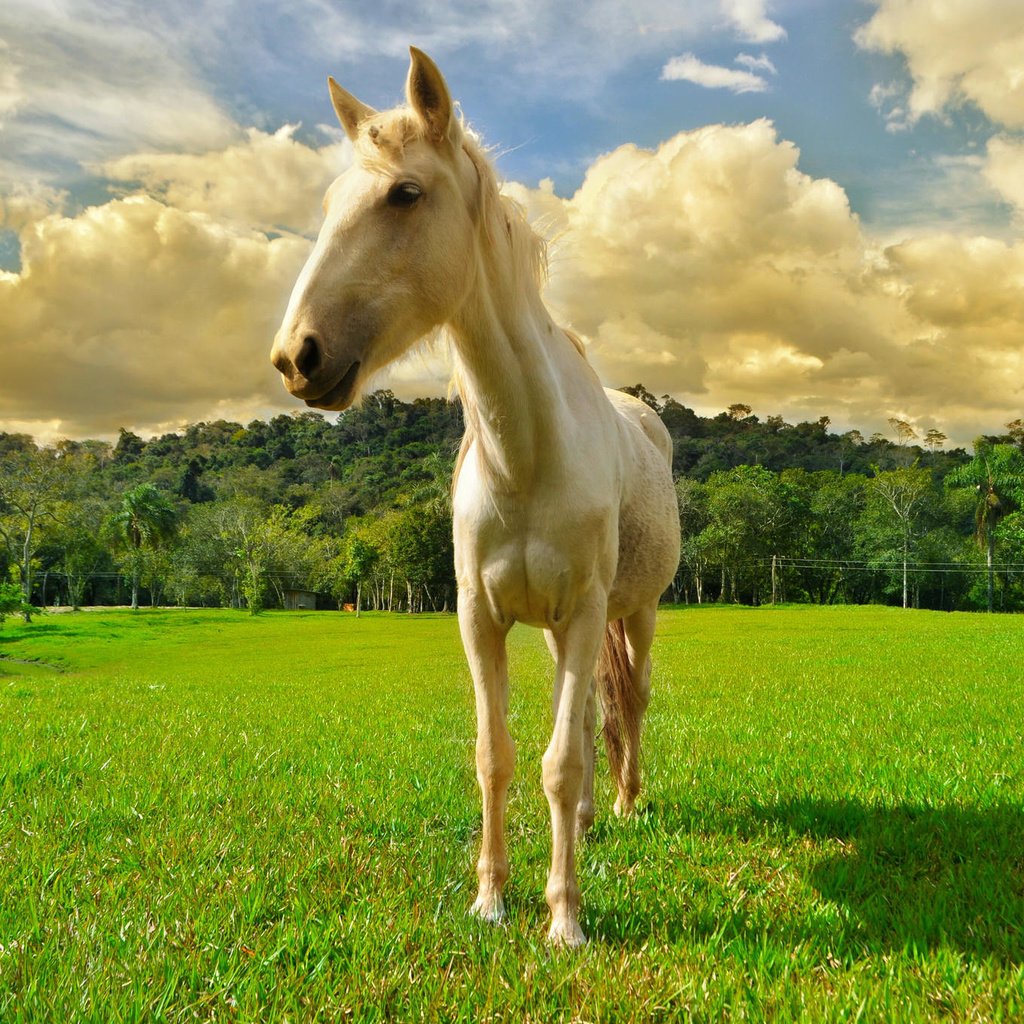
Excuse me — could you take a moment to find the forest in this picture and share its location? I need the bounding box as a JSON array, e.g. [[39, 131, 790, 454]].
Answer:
[[2, 384, 1024, 618]]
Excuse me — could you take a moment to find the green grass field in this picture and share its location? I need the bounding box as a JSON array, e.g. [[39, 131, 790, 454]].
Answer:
[[3, 605, 1024, 1022]]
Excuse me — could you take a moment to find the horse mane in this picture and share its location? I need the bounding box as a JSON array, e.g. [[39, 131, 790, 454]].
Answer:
[[350, 106, 584, 495], [453, 133, 590, 495]]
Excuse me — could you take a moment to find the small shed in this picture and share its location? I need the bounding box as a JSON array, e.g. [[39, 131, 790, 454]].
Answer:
[[284, 589, 318, 611]]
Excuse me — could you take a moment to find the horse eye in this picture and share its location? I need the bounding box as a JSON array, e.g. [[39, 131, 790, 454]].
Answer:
[[388, 182, 423, 208]]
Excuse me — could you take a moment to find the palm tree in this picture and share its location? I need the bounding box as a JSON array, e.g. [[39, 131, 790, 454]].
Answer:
[[412, 448, 456, 516], [109, 484, 177, 609], [945, 439, 1024, 612]]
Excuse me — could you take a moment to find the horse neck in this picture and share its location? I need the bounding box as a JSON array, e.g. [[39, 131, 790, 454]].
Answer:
[[449, 255, 568, 491]]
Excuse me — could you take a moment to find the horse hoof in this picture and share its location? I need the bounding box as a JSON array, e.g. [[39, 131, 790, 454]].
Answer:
[[470, 892, 506, 924], [548, 917, 587, 948], [575, 808, 595, 840], [614, 795, 636, 817]]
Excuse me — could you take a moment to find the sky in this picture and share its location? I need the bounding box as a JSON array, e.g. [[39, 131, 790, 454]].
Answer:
[[1, 0, 1023, 446]]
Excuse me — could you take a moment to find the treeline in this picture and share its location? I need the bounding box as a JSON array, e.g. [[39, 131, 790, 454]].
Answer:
[[2, 385, 1024, 616]]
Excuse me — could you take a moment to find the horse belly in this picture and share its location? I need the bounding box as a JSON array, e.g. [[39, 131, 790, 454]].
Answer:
[[607, 443, 680, 620]]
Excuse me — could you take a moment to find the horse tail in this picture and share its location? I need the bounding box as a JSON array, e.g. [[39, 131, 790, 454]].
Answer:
[[596, 618, 637, 792]]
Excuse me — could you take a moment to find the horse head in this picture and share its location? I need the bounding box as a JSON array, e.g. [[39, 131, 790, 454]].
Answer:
[[271, 48, 480, 410]]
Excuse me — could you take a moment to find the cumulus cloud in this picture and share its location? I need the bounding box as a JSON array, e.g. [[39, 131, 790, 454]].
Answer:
[[857, 0, 1024, 129], [984, 136, 1024, 218], [2, 114, 1022, 447], [99, 127, 350, 236], [0, 126, 342, 438], [0, 183, 66, 232], [511, 121, 1024, 442], [662, 53, 772, 93], [0, 195, 312, 437]]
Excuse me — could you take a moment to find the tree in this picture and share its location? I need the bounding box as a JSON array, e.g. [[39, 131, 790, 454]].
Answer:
[[1006, 419, 1024, 450], [108, 484, 178, 609], [674, 477, 710, 602], [344, 533, 379, 615], [0, 579, 35, 629], [995, 511, 1024, 609], [889, 418, 918, 447], [214, 498, 276, 615], [0, 446, 72, 605], [888, 418, 919, 468], [618, 384, 662, 412], [59, 498, 114, 609], [945, 439, 1024, 612], [113, 428, 146, 464], [861, 467, 934, 608], [699, 465, 798, 603], [175, 498, 321, 613], [792, 470, 866, 604], [837, 431, 864, 476]]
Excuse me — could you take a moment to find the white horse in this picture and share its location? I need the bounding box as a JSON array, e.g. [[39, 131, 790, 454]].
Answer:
[[272, 48, 680, 947]]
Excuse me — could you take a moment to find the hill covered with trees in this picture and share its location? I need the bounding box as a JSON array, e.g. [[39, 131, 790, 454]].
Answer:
[[2, 385, 1024, 616]]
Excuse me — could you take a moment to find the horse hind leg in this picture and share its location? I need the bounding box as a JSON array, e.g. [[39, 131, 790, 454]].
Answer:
[[598, 604, 656, 817]]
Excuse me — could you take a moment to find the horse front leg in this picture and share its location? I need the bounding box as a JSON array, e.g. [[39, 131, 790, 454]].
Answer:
[[545, 629, 597, 840], [543, 594, 606, 947], [459, 592, 514, 923]]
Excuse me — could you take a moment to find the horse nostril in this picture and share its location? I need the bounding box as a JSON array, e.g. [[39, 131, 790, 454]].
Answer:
[[295, 335, 322, 379], [271, 347, 291, 375]]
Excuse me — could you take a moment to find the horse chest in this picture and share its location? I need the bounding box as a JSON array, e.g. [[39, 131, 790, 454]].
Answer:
[[454, 496, 616, 630]]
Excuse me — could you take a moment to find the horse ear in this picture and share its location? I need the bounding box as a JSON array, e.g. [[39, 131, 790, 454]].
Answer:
[[328, 77, 376, 142], [406, 47, 457, 145]]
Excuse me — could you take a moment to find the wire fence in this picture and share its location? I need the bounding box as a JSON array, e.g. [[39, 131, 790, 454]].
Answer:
[[24, 556, 1024, 612], [35, 558, 1024, 588], [752, 557, 1024, 576]]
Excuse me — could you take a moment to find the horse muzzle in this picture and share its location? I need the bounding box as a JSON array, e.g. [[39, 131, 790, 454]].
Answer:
[[271, 328, 362, 410]]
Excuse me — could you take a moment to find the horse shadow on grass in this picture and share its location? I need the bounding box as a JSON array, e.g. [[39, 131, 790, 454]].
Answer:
[[583, 797, 1024, 962]]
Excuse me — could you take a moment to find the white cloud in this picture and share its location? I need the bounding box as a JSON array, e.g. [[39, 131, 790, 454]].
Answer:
[[280, 0, 777, 98], [984, 136, 1024, 218], [99, 127, 350, 236], [0, 0, 792, 203], [1, 35, 1021, 449], [0, 127, 336, 438], [662, 53, 770, 93], [0, 193, 312, 435], [735, 52, 777, 75], [868, 81, 912, 133], [514, 121, 1024, 443], [720, 0, 786, 43], [0, 39, 22, 123], [0, 1, 237, 187], [857, 0, 1024, 129]]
